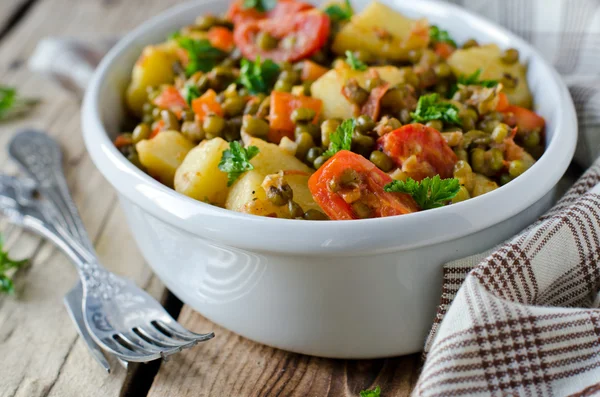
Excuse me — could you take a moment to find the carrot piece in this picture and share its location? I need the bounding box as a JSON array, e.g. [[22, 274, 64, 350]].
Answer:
[[434, 42, 455, 59], [301, 60, 328, 82], [150, 120, 165, 138], [502, 105, 545, 133], [269, 91, 322, 143], [114, 135, 133, 148], [191, 89, 224, 121], [496, 92, 510, 112], [208, 26, 235, 52], [153, 86, 188, 113]]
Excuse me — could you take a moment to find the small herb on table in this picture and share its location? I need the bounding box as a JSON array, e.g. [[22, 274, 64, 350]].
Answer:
[[219, 141, 260, 186], [0, 86, 40, 122], [345, 51, 367, 71], [359, 386, 381, 397], [324, 118, 354, 157], [410, 93, 461, 125], [325, 0, 354, 23], [0, 235, 29, 294], [384, 175, 460, 210], [239, 57, 281, 94]]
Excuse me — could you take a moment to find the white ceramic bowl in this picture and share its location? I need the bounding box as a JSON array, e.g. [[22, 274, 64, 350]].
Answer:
[[82, 0, 577, 358]]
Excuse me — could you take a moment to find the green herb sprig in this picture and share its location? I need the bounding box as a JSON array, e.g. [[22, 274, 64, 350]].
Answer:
[[410, 93, 461, 125], [0, 235, 29, 294], [429, 25, 456, 47], [243, 0, 277, 12], [345, 51, 367, 71], [218, 141, 260, 186], [457, 69, 498, 88], [384, 175, 460, 210], [238, 57, 281, 94], [0, 86, 40, 122], [325, 118, 354, 156], [177, 37, 226, 76], [324, 0, 354, 22], [360, 386, 381, 397], [182, 82, 201, 105]]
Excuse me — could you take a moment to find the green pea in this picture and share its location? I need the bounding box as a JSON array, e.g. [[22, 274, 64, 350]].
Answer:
[[303, 209, 328, 220], [369, 150, 394, 172], [295, 123, 320, 142], [380, 88, 406, 109], [291, 107, 316, 123], [352, 132, 375, 151], [241, 116, 269, 138], [279, 70, 299, 84], [321, 119, 340, 147], [351, 202, 373, 219], [127, 152, 143, 169], [181, 121, 205, 143], [244, 100, 260, 116], [355, 115, 375, 133], [305, 147, 323, 164], [274, 80, 293, 92], [524, 130, 541, 147], [462, 39, 479, 49], [343, 82, 369, 105], [203, 114, 225, 138], [501, 48, 519, 64], [313, 155, 329, 169], [501, 74, 518, 89], [479, 119, 501, 134], [500, 173, 512, 185], [223, 97, 246, 117], [182, 110, 195, 122], [132, 123, 151, 143], [426, 120, 443, 131], [491, 123, 510, 143], [470, 148, 486, 174], [488, 148, 504, 172], [223, 118, 242, 142], [460, 107, 478, 131], [152, 107, 162, 119], [161, 109, 180, 131], [256, 31, 278, 50], [434, 63, 452, 78], [256, 96, 271, 118], [288, 201, 304, 218], [295, 133, 315, 160], [266, 183, 293, 206], [365, 76, 383, 91], [142, 102, 154, 116], [454, 148, 468, 162], [407, 49, 422, 64], [508, 160, 528, 177]]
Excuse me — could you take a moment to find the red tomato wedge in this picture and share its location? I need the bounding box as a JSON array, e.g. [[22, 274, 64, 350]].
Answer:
[[502, 105, 545, 133], [308, 151, 419, 220], [153, 86, 188, 115], [226, 0, 264, 25], [269, 91, 322, 143], [207, 26, 235, 52], [268, 0, 313, 19], [377, 123, 457, 181], [234, 9, 330, 62]]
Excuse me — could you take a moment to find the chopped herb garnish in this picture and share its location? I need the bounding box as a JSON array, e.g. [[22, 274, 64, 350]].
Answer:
[[0, 235, 29, 294], [359, 386, 381, 397], [218, 141, 260, 186], [0, 86, 40, 122], [384, 175, 460, 210], [168, 31, 181, 40], [243, 0, 277, 12], [176, 37, 226, 76], [324, 0, 354, 22], [182, 82, 201, 105], [457, 68, 498, 88], [429, 25, 456, 47], [345, 51, 367, 71], [238, 57, 281, 94], [325, 118, 354, 156], [410, 93, 461, 125]]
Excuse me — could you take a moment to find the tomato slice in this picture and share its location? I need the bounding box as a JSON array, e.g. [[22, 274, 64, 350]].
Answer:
[[207, 26, 235, 52], [377, 123, 458, 180], [234, 9, 330, 62], [226, 0, 265, 25], [268, 0, 313, 19], [502, 105, 545, 133], [308, 150, 419, 220]]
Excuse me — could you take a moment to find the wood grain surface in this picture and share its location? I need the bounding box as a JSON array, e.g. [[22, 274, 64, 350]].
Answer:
[[0, 1, 420, 396]]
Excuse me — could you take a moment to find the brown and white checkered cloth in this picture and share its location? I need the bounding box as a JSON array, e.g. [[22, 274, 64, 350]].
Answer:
[[415, 1, 600, 395]]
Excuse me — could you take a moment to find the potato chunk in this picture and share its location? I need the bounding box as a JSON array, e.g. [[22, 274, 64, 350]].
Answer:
[[332, 2, 429, 61], [174, 137, 230, 206], [136, 131, 194, 187], [311, 65, 407, 119], [126, 44, 177, 115], [447, 44, 533, 109], [247, 137, 312, 175]]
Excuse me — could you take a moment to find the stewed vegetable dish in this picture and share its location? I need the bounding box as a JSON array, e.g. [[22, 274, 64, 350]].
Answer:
[[114, 0, 546, 221]]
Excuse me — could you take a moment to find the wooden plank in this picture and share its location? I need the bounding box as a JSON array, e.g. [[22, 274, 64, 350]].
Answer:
[[0, 0, 180, 395], [148, 307, 420, 397]]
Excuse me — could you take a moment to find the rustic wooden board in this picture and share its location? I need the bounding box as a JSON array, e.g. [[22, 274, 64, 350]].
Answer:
[[147, 307, 420, 397]]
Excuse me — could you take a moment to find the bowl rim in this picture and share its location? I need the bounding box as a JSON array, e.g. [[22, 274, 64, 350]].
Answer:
[[82, 0, 577, 256]]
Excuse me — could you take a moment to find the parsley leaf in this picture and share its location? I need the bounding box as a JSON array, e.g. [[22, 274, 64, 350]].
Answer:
[[324, 0, 354, 22], [182, 82, 201, 105], [177, 37, 226, 76], [345, 51, 367, 71], [218, 141, 260, 186], [0, 235, 29, 295], [243, 0, 277, 12], [238, 57, 281, 94], [359, 386, 381, 397], [168, 31, 181, 40], [325, 118, 354, 156], [0, 86, 40, 122], [457, 69, 498, 88], [429, 25, 456, 47], [411, 93, 461, 125], [384, 175, 460, 210]]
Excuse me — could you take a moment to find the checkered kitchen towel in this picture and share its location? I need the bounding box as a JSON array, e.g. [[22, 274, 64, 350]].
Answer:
[[415, 1, 600, 396]]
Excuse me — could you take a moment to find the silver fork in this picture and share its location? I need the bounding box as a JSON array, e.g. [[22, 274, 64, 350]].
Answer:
[[8, 130, 214, 362]]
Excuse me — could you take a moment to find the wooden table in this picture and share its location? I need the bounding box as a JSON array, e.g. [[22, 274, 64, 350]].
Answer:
[[0, 1, 420, 395]]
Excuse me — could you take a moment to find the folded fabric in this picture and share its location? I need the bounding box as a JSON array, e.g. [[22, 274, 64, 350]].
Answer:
[[415, 159, 600, 396]]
